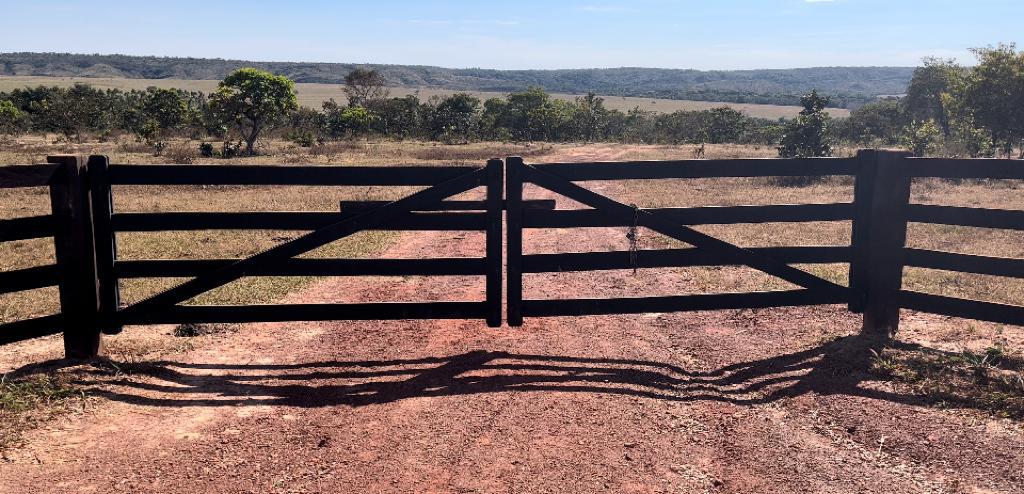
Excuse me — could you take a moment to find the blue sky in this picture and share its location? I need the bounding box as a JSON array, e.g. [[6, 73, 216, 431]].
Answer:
[[2, 1, 1022, 70]]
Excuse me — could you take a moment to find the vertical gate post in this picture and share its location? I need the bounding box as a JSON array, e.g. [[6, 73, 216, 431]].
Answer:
[[485, 158, 504, 328], [88, 155, 122, 335], [506, 156, 524, 327], [48, 155, 101, 359], [856, 150, 913, 338]]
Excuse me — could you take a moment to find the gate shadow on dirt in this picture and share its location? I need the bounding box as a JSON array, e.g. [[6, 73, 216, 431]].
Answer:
[[71, 334, 929, 409]]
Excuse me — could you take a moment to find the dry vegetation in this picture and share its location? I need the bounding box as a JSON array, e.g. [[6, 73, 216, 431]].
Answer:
[[0, 75, 851, 119]]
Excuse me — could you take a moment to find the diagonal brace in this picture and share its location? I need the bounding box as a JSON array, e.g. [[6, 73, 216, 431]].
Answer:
[[523, 164, 848, 297], [120, 168, 486, 317]]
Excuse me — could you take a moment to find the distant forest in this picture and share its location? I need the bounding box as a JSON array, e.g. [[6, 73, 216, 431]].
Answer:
[[0, 52, 915, 109]]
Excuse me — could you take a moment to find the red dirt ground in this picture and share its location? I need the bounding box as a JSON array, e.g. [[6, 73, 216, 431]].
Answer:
[[2, 146, 1022, 493]]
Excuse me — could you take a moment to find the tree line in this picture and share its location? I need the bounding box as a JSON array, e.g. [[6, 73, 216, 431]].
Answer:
[[0, 68, 787, 154], [0, 43, 1021, 159]]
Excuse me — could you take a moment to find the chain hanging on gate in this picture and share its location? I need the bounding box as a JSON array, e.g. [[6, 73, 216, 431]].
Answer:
[[626, 204, 640, 274]]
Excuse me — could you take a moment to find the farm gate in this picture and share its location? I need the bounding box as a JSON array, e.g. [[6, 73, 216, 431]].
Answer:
[[1, 151, 1023, 359]]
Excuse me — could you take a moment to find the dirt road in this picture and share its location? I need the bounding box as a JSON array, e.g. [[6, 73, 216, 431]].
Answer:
[[2, 147, 1022, 493]]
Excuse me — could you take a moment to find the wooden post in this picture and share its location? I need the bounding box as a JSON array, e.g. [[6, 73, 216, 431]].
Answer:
[[858, 150, 913, 338], [848, 149, 877, 313], [48, 155, 101, 359], [88, 155, 122, 335], [506, 156, 524, 327], [485, 158, 504, 328]]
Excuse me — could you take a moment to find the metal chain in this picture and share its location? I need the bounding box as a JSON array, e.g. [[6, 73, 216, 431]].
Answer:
[[626, 204, 640, 274]]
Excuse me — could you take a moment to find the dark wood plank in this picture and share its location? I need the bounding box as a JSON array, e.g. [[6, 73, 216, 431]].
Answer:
[[47, 156, 101, 359], [523, 164, 850, 298], [109, 164, 481, 186], [0, 215, 55, 241], [118, 168, 485, 318], [485, 159, 503, 327], [522, 289, 847, 317], [902, 158, 1024, 179], [531, 157, 858, 181], [111, 211, 488, 232], [848, 149, 876, 313], [115, 257, 487, 278], [860, 151, 913, 337], [88, 156, 122, 335], [903, 249, 1024, 278], [0, 164, 58, 189], [522, 246, 850, 273], [523, 203, 854, 228], [341, 199, 555, 212], [899, 290, 1024, 326], [0, 265, 61, 293], [506, 157, 525, 326], [118, 302, 489, 325], [907, 204, 1024, 231], [0, 314, 64, 345]]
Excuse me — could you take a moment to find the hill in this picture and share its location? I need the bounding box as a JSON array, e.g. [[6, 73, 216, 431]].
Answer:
[[0, 52, 914, 109]]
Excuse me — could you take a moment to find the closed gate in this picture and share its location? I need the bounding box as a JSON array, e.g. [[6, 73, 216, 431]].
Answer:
[[503, 156, 859, 326], [3, 151, 1024, 360]]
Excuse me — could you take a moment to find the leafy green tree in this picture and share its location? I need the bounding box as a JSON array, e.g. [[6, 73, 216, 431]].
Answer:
[[904, 58, 958, 136], [209, 68, 298, 155], [946, 44, 1024, 158], [343, 68, 389, 107], [0, 100, 23, 136], [141, 87, 192, 132], [703, 107, 748, 144], [903, 120, 942, 157], [778, 91, 834, 158], [323, 100, 373, 138], [572, 92, 608, 141], [426, 93, 481, 143], [372, 95, 423, 138], [838, 99, 905, 145]]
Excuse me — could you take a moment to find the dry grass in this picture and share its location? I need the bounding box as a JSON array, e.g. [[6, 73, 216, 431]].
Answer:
[[0, 75, 851, 119], [872, 343, 1024, 419]]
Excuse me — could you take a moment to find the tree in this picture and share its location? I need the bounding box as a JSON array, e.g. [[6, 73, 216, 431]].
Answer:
[[778, 91, 834, 158], [838, 99, 905, 145], [904, 58, 958, 136], [946, 44, 1024, 158], [0, 99, 23, 136], [343, 68, 389, 107], [426, 93, 481, 143], [209, 68, 298, 155]]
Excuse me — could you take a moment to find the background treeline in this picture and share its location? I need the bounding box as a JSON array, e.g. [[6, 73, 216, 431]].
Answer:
[[0, 79, 787, 150], [1, 44, 1021, 159], [0, 52, 915, 109]]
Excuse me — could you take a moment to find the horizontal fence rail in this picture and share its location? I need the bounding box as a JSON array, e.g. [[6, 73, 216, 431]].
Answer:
[[530, 157, 859, 180], [523, 203, 854, 229], [108, 164, 482, 186]]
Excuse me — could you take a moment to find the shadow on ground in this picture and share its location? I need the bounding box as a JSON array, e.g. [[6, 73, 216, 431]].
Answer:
[[9, 334, 950, 410]]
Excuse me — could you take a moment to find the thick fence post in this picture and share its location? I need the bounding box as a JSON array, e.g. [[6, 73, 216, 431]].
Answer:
[[506, 156, 524, 327], [856, 150, 913, 338], [485, 158, 504, 328], [48, 155, 101, 359], [88, 155, 122, 335]]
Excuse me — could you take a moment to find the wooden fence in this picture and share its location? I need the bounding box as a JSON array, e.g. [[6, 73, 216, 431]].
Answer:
[[1, 151, 1023, 359]]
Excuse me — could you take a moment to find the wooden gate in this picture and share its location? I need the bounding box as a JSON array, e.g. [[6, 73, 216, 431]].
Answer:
[[504, 154, 863, 326]]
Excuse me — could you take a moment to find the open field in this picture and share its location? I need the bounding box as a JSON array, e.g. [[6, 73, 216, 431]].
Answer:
[[0, 75, 852, 119], [1, 140, 1022, 493]]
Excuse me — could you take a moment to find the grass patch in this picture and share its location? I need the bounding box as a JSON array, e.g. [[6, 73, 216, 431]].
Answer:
[[0, 373, 84, 449], [871, 344, 1024, 419]]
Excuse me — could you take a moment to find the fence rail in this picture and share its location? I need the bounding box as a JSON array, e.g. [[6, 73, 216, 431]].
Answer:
[[2, 151, 1024, 359]]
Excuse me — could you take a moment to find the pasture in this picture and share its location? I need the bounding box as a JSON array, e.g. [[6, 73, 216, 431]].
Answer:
[[0, 75, 852, 119]]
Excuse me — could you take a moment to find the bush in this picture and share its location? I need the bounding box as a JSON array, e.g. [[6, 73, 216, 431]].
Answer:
[[904, 120, 942, 157], [198, 142, 214, 157]]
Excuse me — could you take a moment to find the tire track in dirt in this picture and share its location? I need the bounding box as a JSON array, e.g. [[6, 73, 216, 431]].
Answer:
[[2, 145, 1022, 493]]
